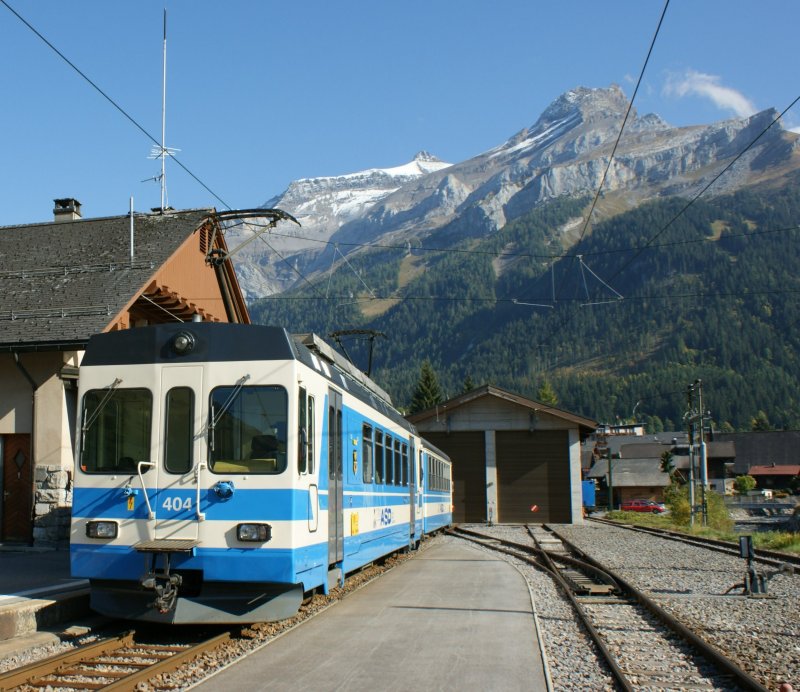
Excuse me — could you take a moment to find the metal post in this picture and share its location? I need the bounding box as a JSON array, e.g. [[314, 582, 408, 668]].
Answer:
[[607, 450, 613, 512], [696, 379, 708, 526], [687, 384, 695, 527], [129, 196, 134, 261]]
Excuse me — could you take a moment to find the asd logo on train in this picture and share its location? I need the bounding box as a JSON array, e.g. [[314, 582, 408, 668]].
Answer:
[[373, 507, 393, 527]]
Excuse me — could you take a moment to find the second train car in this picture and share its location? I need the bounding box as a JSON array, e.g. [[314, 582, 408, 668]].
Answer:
[[70, 322, 452, 623]]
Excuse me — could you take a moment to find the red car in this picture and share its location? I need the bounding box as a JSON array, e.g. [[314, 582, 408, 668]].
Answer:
[[621, 499, 666, 513]]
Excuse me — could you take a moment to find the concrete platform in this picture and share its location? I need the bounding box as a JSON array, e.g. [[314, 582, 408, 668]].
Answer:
[[0, 546, 89, 648], [194, 539, 549, 691]]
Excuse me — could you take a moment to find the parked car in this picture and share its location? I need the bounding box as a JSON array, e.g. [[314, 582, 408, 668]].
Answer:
[[621, 499, 666, 513]]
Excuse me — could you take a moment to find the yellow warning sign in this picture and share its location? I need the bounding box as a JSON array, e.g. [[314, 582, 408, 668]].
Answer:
[[350, 513, 359, 536], [127, 495, 135, 511]]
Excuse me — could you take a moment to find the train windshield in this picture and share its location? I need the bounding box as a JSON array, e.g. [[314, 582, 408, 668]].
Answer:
[[80, 388, 153, 474], [208, 385, 288, 474]]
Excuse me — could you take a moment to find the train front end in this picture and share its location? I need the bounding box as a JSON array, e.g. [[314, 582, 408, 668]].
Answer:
[[70, 323, 314, 624]]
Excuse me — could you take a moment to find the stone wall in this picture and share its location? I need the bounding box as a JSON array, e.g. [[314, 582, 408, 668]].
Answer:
[[33, 465, 72, 549]]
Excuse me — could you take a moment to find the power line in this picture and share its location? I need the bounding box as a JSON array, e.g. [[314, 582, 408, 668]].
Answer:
[[607, 93, 800, 283], [1, 0, 232, 210], [554, 0, 670, 300], [254, 285, 800, 305], [235, 217, 800, 263]]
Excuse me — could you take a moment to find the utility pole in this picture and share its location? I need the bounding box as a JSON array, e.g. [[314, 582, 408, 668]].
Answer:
[[697, 380, 709, 526], [687, 380, 709, 527], [687, 384, 696, 527], [607, 448, 614, 512]]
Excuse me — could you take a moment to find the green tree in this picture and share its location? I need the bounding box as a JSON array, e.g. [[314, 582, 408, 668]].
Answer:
[[733, 475, 757, 494], [461, 374, 476, 394], [659, 450, 675, 480], [409, 360, 443, 414], [537, 379, 558, 406], [750, 410, 773, 431]]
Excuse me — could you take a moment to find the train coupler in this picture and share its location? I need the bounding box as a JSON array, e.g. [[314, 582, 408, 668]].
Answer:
[[140, 553, 183, 614]]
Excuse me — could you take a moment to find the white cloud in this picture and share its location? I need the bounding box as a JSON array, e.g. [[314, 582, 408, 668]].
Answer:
[[663, 69, 756, 118]]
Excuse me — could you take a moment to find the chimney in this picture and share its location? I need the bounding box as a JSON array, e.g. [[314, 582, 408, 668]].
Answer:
[[53, 198, 82, 222]]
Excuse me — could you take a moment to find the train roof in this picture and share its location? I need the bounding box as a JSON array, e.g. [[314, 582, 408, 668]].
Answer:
[[82, 322, 415, 434]]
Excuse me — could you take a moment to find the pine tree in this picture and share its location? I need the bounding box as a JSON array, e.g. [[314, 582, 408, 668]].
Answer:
[[409, 360, 443, 414], [461, 374, 475, 394], [537, 379, 558, 406]]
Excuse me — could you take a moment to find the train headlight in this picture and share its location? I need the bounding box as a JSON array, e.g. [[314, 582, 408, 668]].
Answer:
[[237, 523, 272, 542], [86, 521, 118, 539], [172, 331, 196, 355]]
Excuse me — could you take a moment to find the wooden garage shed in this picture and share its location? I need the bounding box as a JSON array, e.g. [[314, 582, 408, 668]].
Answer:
[[408, 385, 596, 524]]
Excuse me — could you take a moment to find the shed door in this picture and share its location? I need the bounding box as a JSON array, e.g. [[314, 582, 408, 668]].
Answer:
[[496, 430, 570, 523], [423, 432, 485, 523], [327, 389, 344, 566]]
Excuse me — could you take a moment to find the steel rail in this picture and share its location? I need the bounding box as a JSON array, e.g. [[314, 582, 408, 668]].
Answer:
[[452, 525, 621, 591], [449, 525, 767, 692], [589, 516, 800, 567], [545, 525, 768, 692], [0, 630, 231, 691], [448, 526, 634, 691]]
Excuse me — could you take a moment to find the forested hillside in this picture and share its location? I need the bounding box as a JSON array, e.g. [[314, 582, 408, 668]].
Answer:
[[250, 174, 800, 431]]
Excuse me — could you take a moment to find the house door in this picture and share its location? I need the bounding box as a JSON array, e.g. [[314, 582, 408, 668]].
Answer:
[[1, 434, 33, 543]]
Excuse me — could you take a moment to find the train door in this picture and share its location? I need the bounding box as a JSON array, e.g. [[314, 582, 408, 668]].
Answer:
[[408, 439, 416, 546], [153, 366, 204, 541], [327, 389, 344, 567]]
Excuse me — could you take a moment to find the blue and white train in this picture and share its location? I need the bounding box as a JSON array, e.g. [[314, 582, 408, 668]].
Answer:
[[70, 322, 452, 623]]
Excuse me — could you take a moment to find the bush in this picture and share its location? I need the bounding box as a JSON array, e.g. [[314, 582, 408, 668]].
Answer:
[[733, 475, 757, 494], [664, 483, 733, 532]]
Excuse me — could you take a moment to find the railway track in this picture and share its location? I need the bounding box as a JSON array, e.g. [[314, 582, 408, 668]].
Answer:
[[588, 516, 800, 568], [0, 630, 231, 691], [450, 524, 767, 692]]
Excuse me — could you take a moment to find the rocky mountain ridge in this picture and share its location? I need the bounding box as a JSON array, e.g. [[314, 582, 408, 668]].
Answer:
[[227, 85, 798, 301]]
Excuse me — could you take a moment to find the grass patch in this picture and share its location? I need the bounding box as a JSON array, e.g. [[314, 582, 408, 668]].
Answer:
[[604, 511, 800, 554]]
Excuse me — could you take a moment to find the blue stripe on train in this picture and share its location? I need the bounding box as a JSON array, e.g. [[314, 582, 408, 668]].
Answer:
[[72, 487, 417, 521], [70, 517, 442, 586]]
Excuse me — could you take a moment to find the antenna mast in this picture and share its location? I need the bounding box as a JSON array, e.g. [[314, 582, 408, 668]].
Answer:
[[145, 9, 179, 210], [160, 8, 166, 211]]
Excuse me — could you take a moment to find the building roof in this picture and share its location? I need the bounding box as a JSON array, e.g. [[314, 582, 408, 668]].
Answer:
[[586, 458, 670, 487], [714, 431, 800, 474], [748, 464, 800, 477], [0, 208, 246, 350], [406, 384, 596, 434], [599, 431, 688, 457]]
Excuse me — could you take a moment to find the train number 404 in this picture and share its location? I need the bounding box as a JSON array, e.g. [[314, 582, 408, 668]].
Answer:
[[162, 497, 192, 512]]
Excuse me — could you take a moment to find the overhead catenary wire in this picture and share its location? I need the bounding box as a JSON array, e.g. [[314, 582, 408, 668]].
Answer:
[[606, 93, 800, 283], [553, 0, 670, 301], [231, 217, 800, 263]]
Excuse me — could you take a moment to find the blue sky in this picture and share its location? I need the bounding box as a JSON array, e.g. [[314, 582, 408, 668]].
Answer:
[[1, 0, 797, 226]]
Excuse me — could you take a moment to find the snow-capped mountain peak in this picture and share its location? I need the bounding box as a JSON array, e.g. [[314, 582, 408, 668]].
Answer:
[[231, 85, 796, 301]]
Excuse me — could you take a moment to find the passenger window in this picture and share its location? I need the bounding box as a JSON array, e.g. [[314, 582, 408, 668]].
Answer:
[[375, 431, 384, 484], [80, 387, 152, 474], [363, 425, 373, 483], [401, 443, 408, 486], [209, 385, 288, 474], [385, 435, 394, 485], [308, 396, 315, 473], [164, 387, 193, 474], [297, 389, 315, 474], [394, 440, 401, 486]]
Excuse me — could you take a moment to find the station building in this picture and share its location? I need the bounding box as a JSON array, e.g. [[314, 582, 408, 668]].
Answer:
[[408, 385, 596, 524], [0, 200, 248, 546]]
